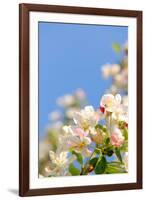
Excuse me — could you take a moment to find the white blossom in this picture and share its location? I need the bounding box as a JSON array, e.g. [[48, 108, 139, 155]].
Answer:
[[73, 106, 98, 130], [62, 125, 74, 136], [111, 127, 124, 147], [65, 135, 92, 156], [122, 96, 128, 106], [101, 63, 111, 78], [49, 111, 61, 121], [111, 64, 120, 76], [45, 150, 74, 176], [102, 64, 120, 78], [74, 88, 86, 100], [112, 104, 128, 123], [100, 94, 121, 113], [57, 94, 75, 107], [65, 108, 79, 119]]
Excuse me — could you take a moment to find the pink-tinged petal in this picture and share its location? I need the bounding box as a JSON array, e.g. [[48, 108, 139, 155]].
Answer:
[[74, 128, 88, 138], [111, 128, 124, 147]]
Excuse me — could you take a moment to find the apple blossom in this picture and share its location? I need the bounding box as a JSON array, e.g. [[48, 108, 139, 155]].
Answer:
[[114, 69, 128, 89], [106, 85, 118, 95], [102, 64, 120, 79], [73, 106, 98, 130], [100, 94, 121, 113], [89, 127, 106, 144], [39, 41, 129, 177], [57, 94, 75, 107], [101, 63, 111, 78], [111, 127, 124, 147], [111, 64, 120, 76], [122, 95, 128, 106], [62, 125, 74, 136], [65, 108, 80, 119], [74, 88, 86, 100], [112, 104, 128, 124], [101, 42, 128, 95], [73, 127, 88, 138], [64, 132, 92, 156], [49, 150, 68, 167], [45, 150, 75, 176], [49, 111, 61, 121]]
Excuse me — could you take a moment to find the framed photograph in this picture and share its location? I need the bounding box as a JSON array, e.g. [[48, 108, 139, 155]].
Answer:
[[19, 3, 142, 196]]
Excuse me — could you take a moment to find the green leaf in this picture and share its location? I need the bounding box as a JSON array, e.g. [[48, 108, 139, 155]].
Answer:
[[118, 121, 127, 129], [102, 146, 114, 157], [83, 157, 99, 173], [122, 128, 128, 140], [71, 150, 83, 165], [95, 124, 107, 132], [94, 148, 101, 155], [115, 147, 123, 163], [120, 141, 128, 152], [105, 162, 126, 174], [95, 124, 103, 130], [95, 124, 109, 137], [112, 43, 121, 53], [95, 156, 107, 174], [104, 137, 110, 145], [89, 157, 98, 168], [102, 126, 108, 133], [69, 163, 80, 176]]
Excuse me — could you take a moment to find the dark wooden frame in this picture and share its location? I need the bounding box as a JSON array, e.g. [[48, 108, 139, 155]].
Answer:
[[19, 3, 143, 197]]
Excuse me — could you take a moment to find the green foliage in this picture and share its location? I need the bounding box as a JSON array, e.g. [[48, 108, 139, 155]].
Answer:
[[69, 163, 80, 176], [102, 146, 114, 157], [71, 150, 83, 165], [105, 162, 126, 174], [114, 147, 123, 163], [95, 156, 107, 174], [94, 148, 101, 154], [122, 128, 128, 140], [120, 141, 128, 152], [89, 157, 98, 168], [104, 137, 110, 145], [95, 124, 109, 138], [118, 121, 127, 129], [95, 124, 107, 132], [112, 43, 121, 53], [83, 157, 99, 173], [95, 124, 102, 130]]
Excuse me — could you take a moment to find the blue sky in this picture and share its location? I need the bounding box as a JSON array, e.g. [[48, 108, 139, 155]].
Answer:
[[39, 22, 128, 137]]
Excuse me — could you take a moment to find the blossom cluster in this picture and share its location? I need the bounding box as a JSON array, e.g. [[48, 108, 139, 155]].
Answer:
[[101, 42, 128, 97], [39, 89, 88, 176], [39, 42, 128, 177], [40, 94, 128, 177]]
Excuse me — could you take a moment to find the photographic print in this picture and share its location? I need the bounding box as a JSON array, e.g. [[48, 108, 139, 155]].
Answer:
[[38, 23, 128, 178], [19, 4, 142, 196]]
